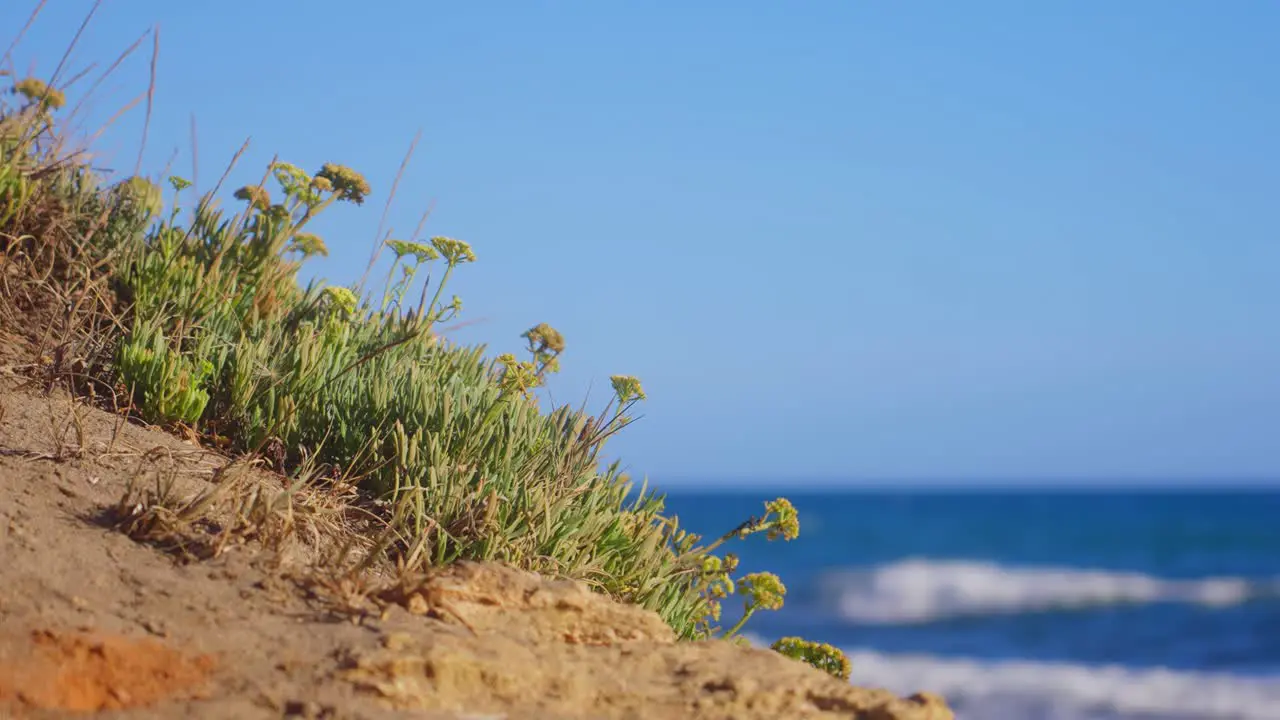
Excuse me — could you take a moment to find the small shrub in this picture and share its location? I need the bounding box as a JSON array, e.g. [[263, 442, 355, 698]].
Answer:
[[0, 61, 851, 681]]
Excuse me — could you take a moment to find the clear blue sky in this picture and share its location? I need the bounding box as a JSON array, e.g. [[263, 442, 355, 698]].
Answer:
[[10, 1, 1280, 485]]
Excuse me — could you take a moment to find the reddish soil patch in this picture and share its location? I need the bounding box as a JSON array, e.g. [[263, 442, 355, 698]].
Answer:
[[0, 629, 216, 714]]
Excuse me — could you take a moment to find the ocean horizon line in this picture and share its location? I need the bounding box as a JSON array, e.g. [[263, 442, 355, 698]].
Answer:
[[645, 477, 1280, 493]]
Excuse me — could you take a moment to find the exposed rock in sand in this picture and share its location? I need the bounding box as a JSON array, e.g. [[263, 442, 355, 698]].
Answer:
[[356, 561, 952, 719]]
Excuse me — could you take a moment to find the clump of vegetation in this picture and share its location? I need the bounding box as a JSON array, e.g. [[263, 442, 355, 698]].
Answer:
[[0, 12, 850, 682], [771, 637, 853, 682]]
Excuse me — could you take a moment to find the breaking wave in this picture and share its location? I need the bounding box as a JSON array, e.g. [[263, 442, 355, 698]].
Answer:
[[819, 559, 1277, 624], [842, 648, 1280, 720], [742, 635, 1280, 719]]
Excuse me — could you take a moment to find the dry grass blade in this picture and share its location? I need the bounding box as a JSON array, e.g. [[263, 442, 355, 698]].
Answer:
[[133, 25, 158, 176], [188, 112, 199, 194], [356, 130, 421, 296], [109, 457, 354, 566]]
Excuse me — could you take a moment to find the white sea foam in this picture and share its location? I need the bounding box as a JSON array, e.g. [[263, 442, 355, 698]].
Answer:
[[819, 559, 1274, 624], [841, 649, 1280, 720], [739, 635, 1280, 719]]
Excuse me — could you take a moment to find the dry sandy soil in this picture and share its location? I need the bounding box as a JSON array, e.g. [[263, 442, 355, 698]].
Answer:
[[0, 332, 952, 720]]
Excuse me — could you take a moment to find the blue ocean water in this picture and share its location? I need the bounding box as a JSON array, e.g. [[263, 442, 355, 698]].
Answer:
[[660, 489, 1280, 720]]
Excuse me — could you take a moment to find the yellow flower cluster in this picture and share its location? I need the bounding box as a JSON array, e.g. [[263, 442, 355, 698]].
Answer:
[[386, 239, 440, 264], [430, 236, 476, 265], [770, 637, 853, 682], [739, 572, 786, 612], [764, 498, 799, 541], [323, 286, 359, 315], [610, 375, 646, 403]]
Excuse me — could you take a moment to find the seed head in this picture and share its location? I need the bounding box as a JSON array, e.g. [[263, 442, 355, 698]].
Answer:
[[234, 185, 272, 211], [13, 77, 65, 110], [289, 232, 329, 258], [522, 322, 566, 355], [723, 553, 740, 574], [315, 163, 371, 205]]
